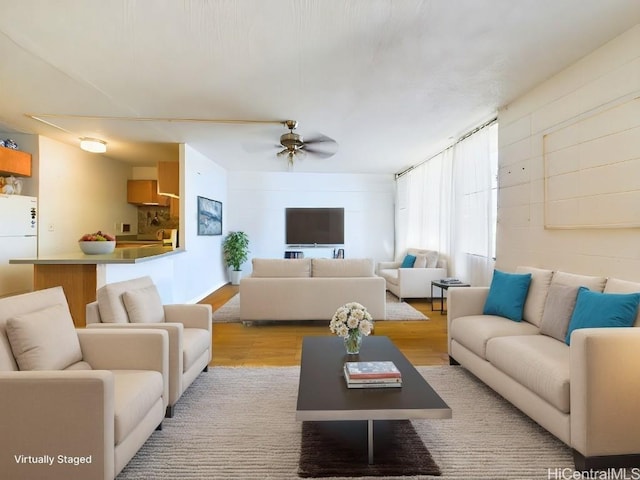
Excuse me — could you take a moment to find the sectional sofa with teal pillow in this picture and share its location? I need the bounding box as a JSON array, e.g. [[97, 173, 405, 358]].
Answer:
[[447, 267, 640, 470]]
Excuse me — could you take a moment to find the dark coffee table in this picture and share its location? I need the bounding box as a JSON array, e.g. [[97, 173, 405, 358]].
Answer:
[[295, 336, 451, 464]]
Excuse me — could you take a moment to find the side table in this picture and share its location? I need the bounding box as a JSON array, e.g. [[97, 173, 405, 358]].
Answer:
[[431, 280, 471, 314]]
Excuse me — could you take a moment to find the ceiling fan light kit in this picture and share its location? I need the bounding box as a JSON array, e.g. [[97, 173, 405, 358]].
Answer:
[[80, 137, 107, 153], [273, 119, 338, 167]]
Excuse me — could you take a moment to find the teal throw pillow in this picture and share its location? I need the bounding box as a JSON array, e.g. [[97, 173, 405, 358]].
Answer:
[[564, 287, 640, 345], [401, 254, 416, 268], [482, 269, 532, 322]]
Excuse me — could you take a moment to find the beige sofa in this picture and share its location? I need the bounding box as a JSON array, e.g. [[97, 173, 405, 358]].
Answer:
[[0, 286, 169, 480], [240, 258, 386, 321], [377, 248, 447, 300], [448, 266, 640, 470], [86, 276, 212, 418]]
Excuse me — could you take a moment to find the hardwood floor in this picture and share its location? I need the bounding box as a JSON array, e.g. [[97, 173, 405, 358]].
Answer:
[[199, 284, 449, 367]]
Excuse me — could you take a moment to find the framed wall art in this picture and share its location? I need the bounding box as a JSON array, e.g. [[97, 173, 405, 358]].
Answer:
[[197, 196, 222, 235]]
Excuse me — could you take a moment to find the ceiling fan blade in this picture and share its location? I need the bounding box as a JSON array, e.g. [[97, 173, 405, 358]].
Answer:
[[276, 148, 290, 157], [302, 145, 337, 159], [303, 132, 338, 146]]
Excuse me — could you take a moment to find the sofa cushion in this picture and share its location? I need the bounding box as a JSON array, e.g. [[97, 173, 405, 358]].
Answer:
[[312, 258, 375, 277], [97, 276, 155, 323], [604, 278, 640, 326], [539, 284, 579, 342], [565, 287, 640, 345], [450, 315, 539, 360], [378, 268, 399, 286], [483, 270, 532, 321], [551, 271, 606, 292], [6, 303, 82, 371], [516, 266, 553, 327], [486, 335, 570, 413], [407, 249, 439, 268], [401, 255, 416, 268], [112, 370, 164, 445], [251, 258, 311, 278], [182, 328, 211, 372], [122, 285, 165, 323], [413, 254, 427, 268]]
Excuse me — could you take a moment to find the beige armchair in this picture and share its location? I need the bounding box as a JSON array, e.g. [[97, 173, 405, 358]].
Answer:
[[86, 276, 212, 418], [377, 248, 448, 301], [0, 286, 169, 480]]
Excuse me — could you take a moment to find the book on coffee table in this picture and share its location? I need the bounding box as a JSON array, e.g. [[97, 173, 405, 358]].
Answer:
[[344, 361, 401, 379], [343, 361, 402, 388]]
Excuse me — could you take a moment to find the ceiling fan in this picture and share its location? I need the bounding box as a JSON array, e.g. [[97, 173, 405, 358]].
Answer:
[[272, 120, 339, 166]]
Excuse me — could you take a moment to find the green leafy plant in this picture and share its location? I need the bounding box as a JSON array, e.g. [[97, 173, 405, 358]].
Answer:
[[222, 231, 250, 271]]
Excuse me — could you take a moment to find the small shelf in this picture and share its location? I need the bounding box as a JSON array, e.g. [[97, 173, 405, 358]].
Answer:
[[0, 147, 31, 176]]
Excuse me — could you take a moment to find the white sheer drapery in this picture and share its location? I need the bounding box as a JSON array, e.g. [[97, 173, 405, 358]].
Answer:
[[395, 122, 497, 286]]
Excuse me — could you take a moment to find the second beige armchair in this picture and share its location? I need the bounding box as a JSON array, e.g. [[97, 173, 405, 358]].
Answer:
[[86, 276, 212, 417]]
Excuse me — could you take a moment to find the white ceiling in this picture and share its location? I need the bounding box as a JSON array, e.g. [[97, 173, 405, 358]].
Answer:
[[0, 1, 639, 174]]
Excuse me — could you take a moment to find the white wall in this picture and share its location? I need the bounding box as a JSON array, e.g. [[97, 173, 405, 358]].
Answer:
[[227, 171, 395, 277], [172, 144, 228, 303], [497, 24, 640, 280], [37, 136, 137, 255]]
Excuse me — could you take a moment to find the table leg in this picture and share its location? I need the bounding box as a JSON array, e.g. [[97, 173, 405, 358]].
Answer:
[[440, 287, 446, 314], [368, 419, 374, 464], [430, 283, 435, 311]]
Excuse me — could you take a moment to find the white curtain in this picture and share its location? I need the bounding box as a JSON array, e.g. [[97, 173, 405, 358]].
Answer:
[[395, 122, 497, 285]]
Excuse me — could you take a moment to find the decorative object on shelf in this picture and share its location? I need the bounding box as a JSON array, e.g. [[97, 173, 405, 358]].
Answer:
[[197, 196, 222, 235], [222, 231, 250, 285], [329, 302, 374, 354], [78, 231, 116, 254], [1, 176, 23, 195], [2, 139, 18, 150]]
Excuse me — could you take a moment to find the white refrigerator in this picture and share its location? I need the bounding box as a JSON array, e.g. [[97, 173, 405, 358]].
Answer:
[[0, 194, 38, 297]]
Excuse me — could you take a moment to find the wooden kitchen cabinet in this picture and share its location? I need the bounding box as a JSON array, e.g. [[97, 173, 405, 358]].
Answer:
[[157, 161, 179, 197], [0, 147, 31, 176], [169, 196, 180, 218], [127, 180, 169, 206]]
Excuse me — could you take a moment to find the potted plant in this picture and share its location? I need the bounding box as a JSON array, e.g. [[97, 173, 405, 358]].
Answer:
[[222, 231, 250, 285]]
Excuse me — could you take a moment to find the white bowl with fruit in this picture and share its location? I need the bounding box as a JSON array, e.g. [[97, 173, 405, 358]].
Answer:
[[79, 231, 116, 254]]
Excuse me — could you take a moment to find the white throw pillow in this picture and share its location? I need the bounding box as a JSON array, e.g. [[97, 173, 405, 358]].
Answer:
[[6, 303, 82, 371], [97, 276, 155, 323], [413, 255, 427, 268], [122, 285, 165, 323]]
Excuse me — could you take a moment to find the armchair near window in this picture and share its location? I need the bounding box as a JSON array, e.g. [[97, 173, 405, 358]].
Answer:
[[377, 248, 448, 301], [0, 286, 169, 480], [86, 276, 212, 418]]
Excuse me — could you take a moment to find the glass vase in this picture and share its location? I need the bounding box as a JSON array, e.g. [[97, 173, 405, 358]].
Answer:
[[344, 329, 363, 354]]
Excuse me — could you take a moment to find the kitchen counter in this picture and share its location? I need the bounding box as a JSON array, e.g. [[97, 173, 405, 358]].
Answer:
[[10, 246, 185, 327], [10, 245, 182, 265]]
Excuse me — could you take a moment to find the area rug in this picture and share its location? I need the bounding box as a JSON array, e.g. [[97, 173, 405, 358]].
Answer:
[[212, 292, 427, 323], [116, 366, 575, 480], [299, 420, 440, 477]]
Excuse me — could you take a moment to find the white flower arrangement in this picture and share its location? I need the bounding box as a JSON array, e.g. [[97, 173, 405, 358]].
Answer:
[[329, 302, 374, 338]]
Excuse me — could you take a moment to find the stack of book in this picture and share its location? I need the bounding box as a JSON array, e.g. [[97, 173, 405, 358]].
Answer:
[[343, 361, 402, 388]]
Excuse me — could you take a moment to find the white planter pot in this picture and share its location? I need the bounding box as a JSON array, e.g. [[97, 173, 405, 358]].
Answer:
[[229, 270, 242, 285]]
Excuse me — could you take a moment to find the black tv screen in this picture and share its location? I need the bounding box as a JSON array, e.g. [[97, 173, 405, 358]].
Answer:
[[286, 208, 344, 245]]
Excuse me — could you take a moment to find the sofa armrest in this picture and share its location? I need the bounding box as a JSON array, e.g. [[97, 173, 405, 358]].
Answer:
[[377, 261, 401, 272], [570, 327, 640, 459], [447, 287, 489, 323], [85, 323, 183, 406], [164, 304, 212, 332], [0, 370, 115, 480], [78, 328, 168, 376], [86, 300, 100, 324]]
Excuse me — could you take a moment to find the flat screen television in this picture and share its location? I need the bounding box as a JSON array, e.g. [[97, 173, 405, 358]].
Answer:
[[285, 208, 344, 245]]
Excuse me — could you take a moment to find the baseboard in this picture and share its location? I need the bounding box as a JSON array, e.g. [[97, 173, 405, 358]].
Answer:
[[573, 449, 640, 470]]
